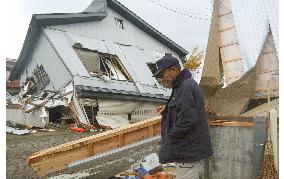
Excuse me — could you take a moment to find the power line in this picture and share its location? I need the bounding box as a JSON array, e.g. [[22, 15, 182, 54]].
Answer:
[[183, 0, 213, 10], [155, 0, 210, 17], [147, 0, 209, 21], [148, 0, 210, 20]]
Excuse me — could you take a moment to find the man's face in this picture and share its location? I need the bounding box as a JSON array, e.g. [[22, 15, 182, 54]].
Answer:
[[158, 67, 176, 88]]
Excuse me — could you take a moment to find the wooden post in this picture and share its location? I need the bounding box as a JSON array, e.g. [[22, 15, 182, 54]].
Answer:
[[119, 134, 124, 146], [91, 100, 94, 125], [270, 109, 278, 171], [88, 143, 94, 156], [149, 125, 154, 137], [267, 80, 271, 115]]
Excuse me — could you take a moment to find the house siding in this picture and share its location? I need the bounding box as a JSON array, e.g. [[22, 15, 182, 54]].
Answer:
[[19, 33, 72, 91], [45, 8, 180, 87], [53, 8, 179, 55]]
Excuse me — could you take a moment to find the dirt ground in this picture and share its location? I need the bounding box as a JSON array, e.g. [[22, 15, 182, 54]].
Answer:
[[6, 126, 98, 179], [6, 126, 160, 179]]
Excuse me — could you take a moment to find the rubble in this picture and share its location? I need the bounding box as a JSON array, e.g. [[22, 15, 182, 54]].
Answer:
[[114, 153, 175, 179], [6, 120, 56, 135], [6, 80, 99, 130], [69, 126, 86, 133], [6, 126, 34, 136]]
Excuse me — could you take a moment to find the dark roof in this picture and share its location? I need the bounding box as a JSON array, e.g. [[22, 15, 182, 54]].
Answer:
[[10, 0, 188, 80], [206, 67, 257, 116], [75, 85, 168, 103]]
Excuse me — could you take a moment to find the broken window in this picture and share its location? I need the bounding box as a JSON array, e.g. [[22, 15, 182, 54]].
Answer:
[[114, 17, 124, 29], [32, 65, 50, 90], [73, 47, 132, 81]]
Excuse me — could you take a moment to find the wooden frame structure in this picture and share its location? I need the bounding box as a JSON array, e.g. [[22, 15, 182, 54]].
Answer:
[[200, 0, 279, 104]]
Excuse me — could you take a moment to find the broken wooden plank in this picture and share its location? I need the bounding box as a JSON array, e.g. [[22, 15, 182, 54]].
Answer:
[[27, 116, 162, 176], [209, 121, 254, 127]]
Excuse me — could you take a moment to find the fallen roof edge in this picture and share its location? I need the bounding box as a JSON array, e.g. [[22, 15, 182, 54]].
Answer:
[[9, 12, 107, 81], [75, 85, 168, 103]]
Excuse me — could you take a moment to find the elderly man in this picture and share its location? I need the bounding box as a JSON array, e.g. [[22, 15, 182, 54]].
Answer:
[[153, 55, 213, 179]]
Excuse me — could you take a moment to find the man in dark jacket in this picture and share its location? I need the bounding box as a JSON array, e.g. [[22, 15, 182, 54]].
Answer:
[[153, 55, 213, 179]]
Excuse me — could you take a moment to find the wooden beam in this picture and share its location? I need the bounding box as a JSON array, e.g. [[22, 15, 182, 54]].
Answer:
[[218, 11, 232, 18], [220, 42, 239, 49], [27, 116, 162, 176], [148, 124, 153, 137], [219, 26, 235, 33], [209, 121, 254, 127], [223, 57, 242, 64]]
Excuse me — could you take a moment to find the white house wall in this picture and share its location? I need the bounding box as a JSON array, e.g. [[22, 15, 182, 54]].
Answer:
[[96, 98, 161, 122], [46, 8, 180, 87], [6, 108, 49, 128], [116, 45, 158, 86], [20, 33, 72, 91], [44, 29, 90, 77], [64, 32, 157, 87], [20, 55, 37, 85], [54, 9, 178, 54]]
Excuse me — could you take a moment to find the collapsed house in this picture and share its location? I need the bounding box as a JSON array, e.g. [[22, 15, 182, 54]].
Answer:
[[8, 0, 188, 128], [200, 0, 279, 116]]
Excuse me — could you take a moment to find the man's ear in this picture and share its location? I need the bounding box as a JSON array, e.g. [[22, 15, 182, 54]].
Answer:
[[170, 66, 176, 72], [171, 66, 178, 74]]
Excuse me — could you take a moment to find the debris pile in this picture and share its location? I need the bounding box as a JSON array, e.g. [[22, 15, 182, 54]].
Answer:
[[6, 121, 54, 136], [6, 126, 35, 136], [113, 153, 176, 179], [6, 80, 109, 133]]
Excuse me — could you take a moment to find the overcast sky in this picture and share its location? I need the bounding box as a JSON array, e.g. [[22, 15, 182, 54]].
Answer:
[[0, 0, 212, 61]]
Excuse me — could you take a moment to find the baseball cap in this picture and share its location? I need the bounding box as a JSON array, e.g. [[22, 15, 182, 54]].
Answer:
[[152, 55, 179, 77]]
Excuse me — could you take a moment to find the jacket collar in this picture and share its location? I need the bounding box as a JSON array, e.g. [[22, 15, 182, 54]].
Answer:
[[172, 69, 192, 88]]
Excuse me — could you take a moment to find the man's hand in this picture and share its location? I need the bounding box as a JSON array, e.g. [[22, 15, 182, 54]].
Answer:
[[155, 105, 165, 115]]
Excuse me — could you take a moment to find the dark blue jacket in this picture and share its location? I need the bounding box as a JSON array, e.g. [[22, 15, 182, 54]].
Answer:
[[159, 69, 213, 164]]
